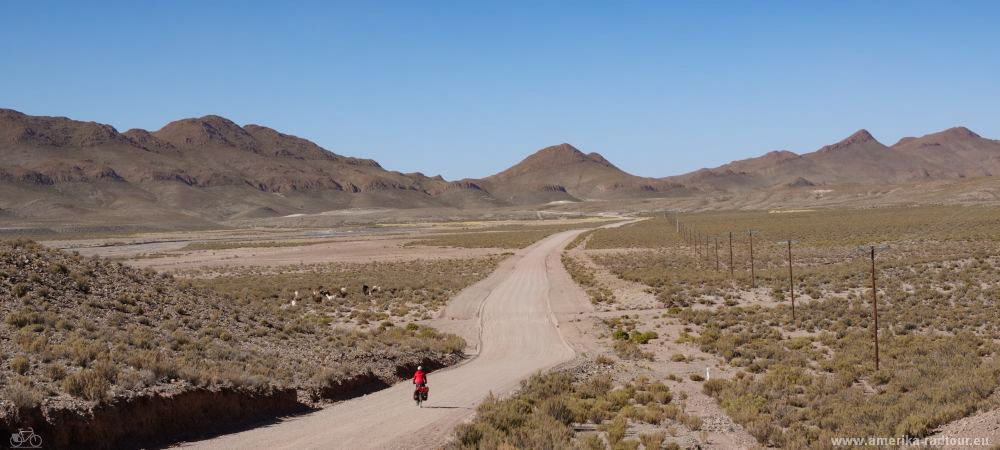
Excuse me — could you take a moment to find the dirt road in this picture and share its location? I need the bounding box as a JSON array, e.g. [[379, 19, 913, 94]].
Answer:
[[181, 228, 595, 450]]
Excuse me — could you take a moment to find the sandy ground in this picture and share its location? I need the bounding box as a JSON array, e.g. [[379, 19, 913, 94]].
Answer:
[[46, 219, 617, 272], [178, 228, 594, 450], [47, 229, 502, 272], [124, 238, 501, 272]]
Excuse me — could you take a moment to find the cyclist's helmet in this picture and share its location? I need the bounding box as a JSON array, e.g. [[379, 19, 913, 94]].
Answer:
[[417, 366, 423, 371]]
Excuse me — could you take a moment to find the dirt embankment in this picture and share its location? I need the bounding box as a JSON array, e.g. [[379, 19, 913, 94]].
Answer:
[[0, 355, 460, 450], [1, 386, 302, 449]]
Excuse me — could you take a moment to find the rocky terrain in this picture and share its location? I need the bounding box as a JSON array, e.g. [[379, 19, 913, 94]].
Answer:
[[0, 239, 466, 448]]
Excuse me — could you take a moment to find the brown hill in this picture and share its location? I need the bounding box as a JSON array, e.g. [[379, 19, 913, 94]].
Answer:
[[892, 127, 1000, 178], [668, 127, 994, 192], [0, 109, 492, 227], [478, 143, 687, 204]]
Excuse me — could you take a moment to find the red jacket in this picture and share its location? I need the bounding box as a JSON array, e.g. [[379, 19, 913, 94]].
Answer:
[[413, 370, 427, 385]]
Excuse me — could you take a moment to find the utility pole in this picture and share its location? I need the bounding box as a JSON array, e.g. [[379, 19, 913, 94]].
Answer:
[[729, 232, 734, 278], [748, 230, 756, 289], [714, 237, 720, 272], [871, 245, 879, 371], [701, 236, 706, 264], [787, 240, 795, 320]]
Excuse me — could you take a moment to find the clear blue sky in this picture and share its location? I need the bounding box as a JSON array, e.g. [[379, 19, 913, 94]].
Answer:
[[2, 1, 998, 179]]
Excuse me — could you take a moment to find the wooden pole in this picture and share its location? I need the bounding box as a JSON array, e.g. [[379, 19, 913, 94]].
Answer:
[[729, 232, 734, 278], [788, 240, 794, 320], [871, 246, 879, 371], [706, 237, 711, 265], [749, 230, 756, 289], [715, 237, 720, 272]]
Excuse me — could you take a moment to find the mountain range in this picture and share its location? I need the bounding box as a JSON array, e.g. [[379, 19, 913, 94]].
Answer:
[[2, 108, 999, 227]]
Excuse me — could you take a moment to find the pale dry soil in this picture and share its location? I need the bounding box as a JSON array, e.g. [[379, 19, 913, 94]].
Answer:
[[128, 237, 500, 272], [50, 230, 502, 272], [49, 218, 611, 272]]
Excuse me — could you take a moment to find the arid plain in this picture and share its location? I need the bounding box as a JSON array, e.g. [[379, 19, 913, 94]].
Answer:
[[3, 203, 999, 449]]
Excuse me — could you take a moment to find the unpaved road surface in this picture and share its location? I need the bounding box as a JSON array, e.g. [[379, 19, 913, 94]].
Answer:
[[181, 228, 597, 450]]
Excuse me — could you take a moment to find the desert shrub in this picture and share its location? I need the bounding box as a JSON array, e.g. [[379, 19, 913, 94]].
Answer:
[[47, 262, 68, 275], [629, 331, 658, 345], [575, 434, 605, 450], [639, 431, 665, 450], [447, 370, 688, 449], [10, 356, 30, 375], [62, 368, 111, 401], [605, 416, 627, 446], [2, 382, 42, 409], [613, 438, 639, 450], [613, 340, 652, 361]]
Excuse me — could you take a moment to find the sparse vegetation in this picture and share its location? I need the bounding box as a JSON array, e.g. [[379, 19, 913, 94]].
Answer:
[[584, 206, 1000, 448], [683, 298, 1000, 447], [586, 217, 678, 249], [562, 254, 616, 304], [448, 371, 694, 450], [0, 239, 471, 411], [603, 316, 657, 360], [188, 256, 502, 325]]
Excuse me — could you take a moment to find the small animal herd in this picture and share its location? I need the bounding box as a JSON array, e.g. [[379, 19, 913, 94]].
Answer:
[[287, 284, 383, 307]]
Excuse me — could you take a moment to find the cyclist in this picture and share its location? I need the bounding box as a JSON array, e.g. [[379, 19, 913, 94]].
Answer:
[[413, 365, 427, 388]]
